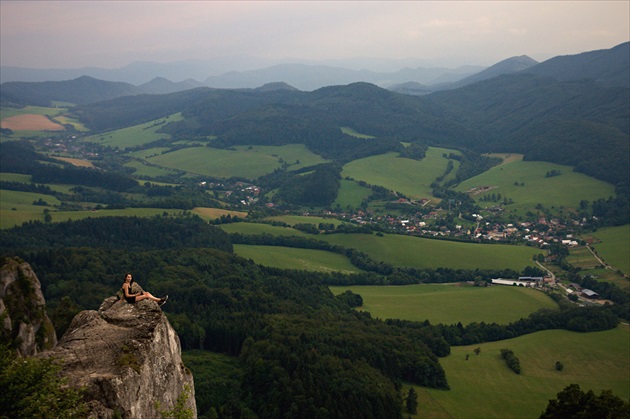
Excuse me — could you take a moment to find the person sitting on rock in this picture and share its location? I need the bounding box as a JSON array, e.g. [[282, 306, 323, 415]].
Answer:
[[122, 273, 168, 306]]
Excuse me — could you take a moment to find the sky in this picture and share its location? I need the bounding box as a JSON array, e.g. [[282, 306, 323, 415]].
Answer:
[[1, 1, 629, 70]]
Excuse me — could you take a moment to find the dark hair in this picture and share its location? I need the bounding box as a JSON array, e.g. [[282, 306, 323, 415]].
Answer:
[[125, 273, 134, 287]]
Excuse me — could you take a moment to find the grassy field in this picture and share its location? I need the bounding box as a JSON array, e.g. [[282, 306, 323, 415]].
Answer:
[[1, 106, 68, 119], [420, 325, 630, 418], [320, 233, 538, 271], [329, 283, 558, 325], [566, 246, 602, 270], [0, 204, 190, 229], [192, 207, 248, 221], [341, 147, 456, 199], [233, 244, 363, 274], [219, 222, 538, 271], [589, 225, 630, 275], [0, 173, 33, 183], [455, 155, 615, 213], [334, 179, 372, 209], [234, 144, 329, 169], [263, 215, 347, 227], [82, 113, 183, 148], [0, 189, 62, 228], [219, 222, 311, 237], [124, 159, 180, 178], [144, 144, 328, 179]]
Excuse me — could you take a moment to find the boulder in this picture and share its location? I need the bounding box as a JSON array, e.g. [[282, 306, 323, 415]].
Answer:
[[0, 256, 57, 356], [45, 296, 196, 418]]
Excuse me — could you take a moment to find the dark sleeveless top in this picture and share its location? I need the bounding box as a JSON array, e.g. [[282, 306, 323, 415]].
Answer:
[[123, 282, 136, 303]]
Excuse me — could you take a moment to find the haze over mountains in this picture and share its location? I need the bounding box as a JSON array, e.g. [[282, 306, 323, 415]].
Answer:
[[1, 42, 627, 104]]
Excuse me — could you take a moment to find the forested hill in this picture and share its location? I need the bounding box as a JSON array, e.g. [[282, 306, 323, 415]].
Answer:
[[71, 72, 629, 190], [0, 76, 142, 106], [426, 73, 630, 187], [523, 42, 630, 88]]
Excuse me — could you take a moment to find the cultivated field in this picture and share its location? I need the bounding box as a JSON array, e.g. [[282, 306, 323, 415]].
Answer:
[[329, 283, 558, 324], [50, 156, 95, 168], [421, 325, 630, 418], [1, 114, 65, 131], [192, 207, 248, 221], [455, 155, 615, 213], [341, 147, 460, 199], [233, 244, 363, 274]]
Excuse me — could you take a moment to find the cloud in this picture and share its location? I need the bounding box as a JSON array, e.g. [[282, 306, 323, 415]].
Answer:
[[1, 1, 628, 69]]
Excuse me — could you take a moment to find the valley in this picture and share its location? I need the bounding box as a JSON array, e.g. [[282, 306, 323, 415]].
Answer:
[[1, 42, 628, 418]]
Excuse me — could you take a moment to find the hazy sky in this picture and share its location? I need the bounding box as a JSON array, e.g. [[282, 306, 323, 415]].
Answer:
[[1, 1, 628, 69]]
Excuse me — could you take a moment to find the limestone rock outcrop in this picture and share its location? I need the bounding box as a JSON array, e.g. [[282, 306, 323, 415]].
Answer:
[[45, 295, 197, 418], [0, 256, 57, 356]]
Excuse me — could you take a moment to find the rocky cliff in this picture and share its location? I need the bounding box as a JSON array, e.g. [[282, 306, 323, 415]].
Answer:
[[45, 295, 197, 418], [0, 256, 57, 356]]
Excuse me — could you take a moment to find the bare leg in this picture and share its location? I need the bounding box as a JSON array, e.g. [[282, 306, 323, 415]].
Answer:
[[135, 292, 161, 302]]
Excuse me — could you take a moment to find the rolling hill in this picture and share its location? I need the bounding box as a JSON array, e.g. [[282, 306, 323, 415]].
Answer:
[[0, 76, 142, 106], [65, 43, 628, 191]]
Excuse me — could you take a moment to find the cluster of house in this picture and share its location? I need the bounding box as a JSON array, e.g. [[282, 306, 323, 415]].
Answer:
[[328, 207, 582, 249]]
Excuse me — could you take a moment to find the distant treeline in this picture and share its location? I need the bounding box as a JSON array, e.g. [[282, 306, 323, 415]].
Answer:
[[0, 215, 232, 253]]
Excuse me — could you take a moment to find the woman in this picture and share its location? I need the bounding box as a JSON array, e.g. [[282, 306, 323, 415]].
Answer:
[[122, 273, 168, 306]]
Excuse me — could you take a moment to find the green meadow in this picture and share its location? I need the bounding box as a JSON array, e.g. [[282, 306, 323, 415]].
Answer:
[[341, 147, 457, 199], [589, 225, 630, 275], [455, 155, 615, 213], [0, 173, 33, 183], [219, 222, 310, 237], [0, 106, 68, 118], [263, 215, 347, 227], [0, 204, 187, 229], [320, 233, 538, 271], [219, 222, 538, 271], [124, 159, 180, 178], [143, 144, 327, 179], [329, 283, 558, 325], [420, 325, 630, 418], [233, 244, 363, 274], [0, 189, 61, 228], [334, 179, 372, 209], [82, 113, 184, 148]]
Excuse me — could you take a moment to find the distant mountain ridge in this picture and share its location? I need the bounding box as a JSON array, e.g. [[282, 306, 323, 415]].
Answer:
[[388, 55, 539, 95], [0, 76, 142, 106], [523, 42, 630, 88], [202, 63, 483, 91]]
